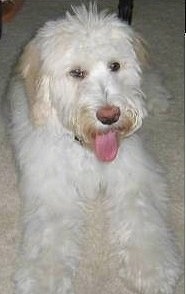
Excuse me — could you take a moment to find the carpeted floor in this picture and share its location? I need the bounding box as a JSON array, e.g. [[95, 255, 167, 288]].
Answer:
[[0, 1, 184, 293]]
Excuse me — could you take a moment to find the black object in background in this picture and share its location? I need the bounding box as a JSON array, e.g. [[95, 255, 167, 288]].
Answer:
[[118, 0, 133, 25]]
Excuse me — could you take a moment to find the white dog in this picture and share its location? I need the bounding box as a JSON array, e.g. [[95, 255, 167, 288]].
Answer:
[[7, 4, 181, 294]]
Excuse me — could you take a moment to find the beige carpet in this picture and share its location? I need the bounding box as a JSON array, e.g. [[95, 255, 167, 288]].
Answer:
[[0, 1, 184, 293]]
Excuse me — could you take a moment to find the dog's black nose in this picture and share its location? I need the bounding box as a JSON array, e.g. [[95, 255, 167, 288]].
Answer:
[[96, 105, 120, 125]]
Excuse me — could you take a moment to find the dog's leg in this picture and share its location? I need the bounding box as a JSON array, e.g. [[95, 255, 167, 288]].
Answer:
[[13, 157, 80, 293], [14, 213, 78, 294], [111, 190, 181, 293], [14, 223, 77, 294]]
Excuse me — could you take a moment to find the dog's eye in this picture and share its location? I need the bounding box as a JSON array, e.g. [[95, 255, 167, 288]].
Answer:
[[109, 62, 120, 72], [69, 68, 87, 79]]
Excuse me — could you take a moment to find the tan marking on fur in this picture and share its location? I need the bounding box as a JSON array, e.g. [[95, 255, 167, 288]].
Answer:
[[73, 187, 123, 294], [73, 106, 97, 147], [133, 34, 149, 68], [74, 188, 140, 294], [18, 41, 53, 126], [118, 108, 141, 137]]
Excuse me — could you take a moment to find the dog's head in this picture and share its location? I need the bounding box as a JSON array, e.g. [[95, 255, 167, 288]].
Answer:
[[19, 4, 147, 162]]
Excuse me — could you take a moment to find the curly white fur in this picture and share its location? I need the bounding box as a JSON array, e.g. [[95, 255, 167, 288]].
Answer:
[[7, 4, 181, 294]]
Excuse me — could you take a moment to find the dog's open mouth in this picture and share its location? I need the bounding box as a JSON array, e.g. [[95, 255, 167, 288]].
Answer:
[[93, 130, 119, 162], [74, 108, 140, 162]]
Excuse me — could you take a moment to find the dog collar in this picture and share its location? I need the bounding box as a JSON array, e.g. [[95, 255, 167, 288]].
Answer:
[[74, 136, 83, 145]]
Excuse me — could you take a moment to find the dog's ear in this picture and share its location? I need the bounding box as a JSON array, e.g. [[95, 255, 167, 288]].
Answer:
[[132, 33, 149, 68], [18, 41, 53, 126]]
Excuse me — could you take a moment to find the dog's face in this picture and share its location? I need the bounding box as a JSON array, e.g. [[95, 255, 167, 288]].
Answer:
[[19, 5, 147, 161]]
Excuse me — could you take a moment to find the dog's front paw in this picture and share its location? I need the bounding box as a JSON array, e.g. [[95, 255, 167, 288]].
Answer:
[[118, 234, 182, 294], [14, 265, 75, 294], [119, 263, 180, 294]]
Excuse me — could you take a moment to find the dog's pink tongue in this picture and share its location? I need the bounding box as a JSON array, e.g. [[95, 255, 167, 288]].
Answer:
[[94, 131, 118, 162]]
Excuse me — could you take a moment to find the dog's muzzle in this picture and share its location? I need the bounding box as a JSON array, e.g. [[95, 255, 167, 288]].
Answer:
[[74, 104, 142, 163]]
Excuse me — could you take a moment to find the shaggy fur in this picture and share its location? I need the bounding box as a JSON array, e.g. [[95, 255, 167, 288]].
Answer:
[[6, 4, 181, 294]]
